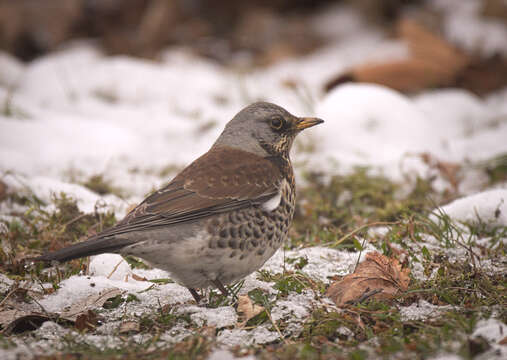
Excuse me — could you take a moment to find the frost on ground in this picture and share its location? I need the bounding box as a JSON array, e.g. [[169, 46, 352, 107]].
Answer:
[[1, 2, 506, 360]]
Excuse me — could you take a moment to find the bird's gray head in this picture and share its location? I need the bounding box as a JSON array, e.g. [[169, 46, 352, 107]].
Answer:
[[213, 102, 324, 157]]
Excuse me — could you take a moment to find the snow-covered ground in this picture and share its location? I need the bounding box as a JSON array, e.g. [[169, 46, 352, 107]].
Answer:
[[1, 2, 506, 359]]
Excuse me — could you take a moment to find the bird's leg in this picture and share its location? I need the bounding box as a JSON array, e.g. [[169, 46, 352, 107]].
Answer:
[[211, 279, 229, 297], [188, 288, 201, 303]]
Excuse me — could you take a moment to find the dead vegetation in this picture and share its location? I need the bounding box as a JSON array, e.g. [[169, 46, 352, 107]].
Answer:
[[0, 160, 505, 359]]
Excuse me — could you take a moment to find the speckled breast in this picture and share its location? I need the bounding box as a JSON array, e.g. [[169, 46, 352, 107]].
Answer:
[[204, 179, 295, 282]]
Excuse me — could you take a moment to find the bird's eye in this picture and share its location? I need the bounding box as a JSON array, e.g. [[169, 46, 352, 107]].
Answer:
[[270, 116, 284, 130]]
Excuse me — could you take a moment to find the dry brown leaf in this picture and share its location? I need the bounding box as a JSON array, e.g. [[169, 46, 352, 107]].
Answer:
[[75, 310, 98, 332], [132, 273, 148, 281], [236, 294, 264, 327], [324, 18, 473, 94], [0, 310, 72, 335], [398, 19, 469, 73], [326, 251, 410, 307], [119, 320, 140, 334], [0, 310, 47, 332], [343, 59, 454, 93]]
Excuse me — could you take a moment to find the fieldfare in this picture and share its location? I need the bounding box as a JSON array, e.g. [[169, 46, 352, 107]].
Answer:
[[36, 102, 324, 302]]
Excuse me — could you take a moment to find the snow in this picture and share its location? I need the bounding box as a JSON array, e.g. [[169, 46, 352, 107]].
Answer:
[[2, 173, 127, 216], [314, 84, 432, 173], [473, 318, 507, 344], [399, 300, 453, 321], [208, 350, 255, 360], [180, 305, 237, 328], [472, 319, 507, 360], [426, 317, 507, 360], [88, 254, 133, 281], [404, 188, 507, 283], [0, 2, 506, 359], [0, 52, 24, 88], [430, 0, 507, 57], [217, 326, 279, 347], [314, 84, 507, 179], [0, 273, 13, 293], [436, 189, 507, 229], [261, 245, 378, 282]]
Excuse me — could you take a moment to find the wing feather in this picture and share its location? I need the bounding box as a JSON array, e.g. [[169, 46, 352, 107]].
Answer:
[[97, 146, 283, 237]]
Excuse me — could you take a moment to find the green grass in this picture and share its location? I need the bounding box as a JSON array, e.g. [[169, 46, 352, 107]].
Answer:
[[0, 192, 116, 283], [0, 166, 505, 359]]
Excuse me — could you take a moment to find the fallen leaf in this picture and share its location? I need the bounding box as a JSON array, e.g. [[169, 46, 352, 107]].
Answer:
[[75, 310, 98, 332], [132, 273, 148, 281], [236, 295, 264, 327], [324, 18, 471, 94], [119, 320, 140, 334], [60, 288, 123, 321], [0, 310, 72, 335], [326, 251, 410, 307], [0, 289, 122, 334], [399, 19, 469, 74]]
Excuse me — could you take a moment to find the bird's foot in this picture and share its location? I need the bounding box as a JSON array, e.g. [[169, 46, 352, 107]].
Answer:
[[211, 279, 230, 297], [188, 288, 202, 303]]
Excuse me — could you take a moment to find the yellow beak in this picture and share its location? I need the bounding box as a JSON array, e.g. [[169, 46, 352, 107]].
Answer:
[[295, 117, 324, 131]]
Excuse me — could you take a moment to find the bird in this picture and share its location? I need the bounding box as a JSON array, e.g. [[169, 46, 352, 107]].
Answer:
[[36, 102, 323, 302]]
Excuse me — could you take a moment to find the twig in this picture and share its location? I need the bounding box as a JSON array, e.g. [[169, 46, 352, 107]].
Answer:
[[61, 213, 88, 229], [331, 221, 399, 247], [0, 286, 19, 308], [264, 304, 288, 345], [107, 259, 125, 279], [348, 288, 382, 305]]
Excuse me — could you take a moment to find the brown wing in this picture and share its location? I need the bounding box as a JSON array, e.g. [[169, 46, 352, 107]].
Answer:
[[97, 146, 283, 237]]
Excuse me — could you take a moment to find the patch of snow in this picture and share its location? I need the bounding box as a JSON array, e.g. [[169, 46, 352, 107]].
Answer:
[[217, 325, 279, 347], [262, 245, 377, 282], [436, 189, 507, 229], [0, 273, 13, 293], [2, 173, 127, 217], [429, 355, 463, 360], [472, 318, 507, 360], [178, 305, 237, 328], [399, 300, 453, 321], [208, 349, 255, 360], [89, 254, 132, 281], [473, 318, 507, 344], [430, 0, 507, 57], [159, 323, 193, 344], [0, 3, 506, 358], [271, 290, 314, 322], [270, 289, 316, 337], [314, 84, 432, 178], [34, 320, 68, 342], [0, 51, 24, 88], [314, 85, 507, 180]]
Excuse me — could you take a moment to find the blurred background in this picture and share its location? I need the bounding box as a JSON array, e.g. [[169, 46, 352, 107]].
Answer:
[[1, 0, 506, 95], [0, 0, 506, 206]]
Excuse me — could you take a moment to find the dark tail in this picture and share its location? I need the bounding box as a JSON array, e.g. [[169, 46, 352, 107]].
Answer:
[[35, 235, 137, 263]]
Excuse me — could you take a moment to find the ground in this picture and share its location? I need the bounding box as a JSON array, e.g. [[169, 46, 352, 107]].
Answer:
[[0, 2, 506, 360]]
